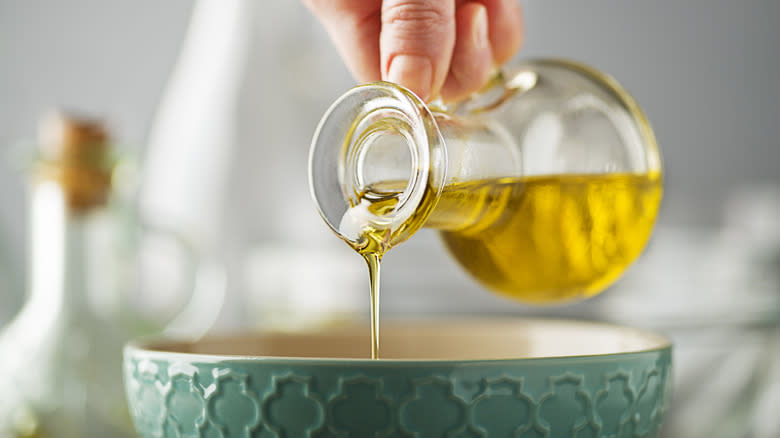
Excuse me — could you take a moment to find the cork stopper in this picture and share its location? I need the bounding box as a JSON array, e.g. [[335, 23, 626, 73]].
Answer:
[[35, 112, 113, 213]]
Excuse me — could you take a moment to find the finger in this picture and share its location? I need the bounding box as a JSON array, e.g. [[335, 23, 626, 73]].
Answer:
[[440, 2, 492, 101], [477, 0, 524, 65], [380, 0, 456, 101], [303, 0, 382, 82]]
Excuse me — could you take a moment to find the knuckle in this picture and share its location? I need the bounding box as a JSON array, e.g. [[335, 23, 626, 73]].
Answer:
[[382, 1, 450, 33]]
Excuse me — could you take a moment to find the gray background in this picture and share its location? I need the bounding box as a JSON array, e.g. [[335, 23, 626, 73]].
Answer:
[[1, 0, 779, 324]]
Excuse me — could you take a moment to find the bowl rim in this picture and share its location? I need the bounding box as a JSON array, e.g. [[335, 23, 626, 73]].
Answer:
[[125, 317, 672, 364]]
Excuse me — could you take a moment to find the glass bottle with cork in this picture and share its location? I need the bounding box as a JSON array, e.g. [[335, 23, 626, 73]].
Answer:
[[0, 113, 135, 437]]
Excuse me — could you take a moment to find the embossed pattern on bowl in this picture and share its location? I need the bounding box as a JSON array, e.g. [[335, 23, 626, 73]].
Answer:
[[124, 319, 672, 438]]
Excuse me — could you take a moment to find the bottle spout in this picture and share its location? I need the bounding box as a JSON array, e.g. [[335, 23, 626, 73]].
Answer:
[[308, 82, 447, 255]]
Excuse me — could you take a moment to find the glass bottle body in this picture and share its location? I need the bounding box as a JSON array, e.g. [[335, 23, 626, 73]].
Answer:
[[0, 182, 135, 437], [309, 59, 663, 303]]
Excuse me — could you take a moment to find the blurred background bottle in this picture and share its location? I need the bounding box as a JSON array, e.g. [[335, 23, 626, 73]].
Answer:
[[0, 114, 135, 436], [139, 0, 364, 331]]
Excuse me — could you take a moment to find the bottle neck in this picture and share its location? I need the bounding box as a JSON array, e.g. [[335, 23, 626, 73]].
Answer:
[[27, 113, 114, 318], [27, 181, 106, 324], [309, 80, 525, 256]]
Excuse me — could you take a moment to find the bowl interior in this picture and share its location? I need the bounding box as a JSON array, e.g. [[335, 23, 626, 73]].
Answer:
[[135, 319, 670, 361]]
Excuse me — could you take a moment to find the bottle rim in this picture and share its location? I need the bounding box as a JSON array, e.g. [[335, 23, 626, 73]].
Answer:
[[308, 81, 447, 253]]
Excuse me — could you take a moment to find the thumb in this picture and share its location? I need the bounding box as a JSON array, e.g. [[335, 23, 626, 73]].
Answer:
[[380, 0, 455, 101]]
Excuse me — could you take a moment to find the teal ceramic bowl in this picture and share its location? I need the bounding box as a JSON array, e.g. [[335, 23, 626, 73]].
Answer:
[[124, 319, 672, 437]]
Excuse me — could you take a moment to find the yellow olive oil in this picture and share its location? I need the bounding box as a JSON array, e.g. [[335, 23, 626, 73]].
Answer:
[[435, 172, 662, 303]]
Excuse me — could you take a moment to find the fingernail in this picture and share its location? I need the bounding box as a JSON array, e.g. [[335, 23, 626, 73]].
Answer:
[[386, 54, 433, 101], [473, 6, 488, 50]]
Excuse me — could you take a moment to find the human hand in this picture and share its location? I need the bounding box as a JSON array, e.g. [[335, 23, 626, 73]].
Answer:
[[304, 0, 524, 102]]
